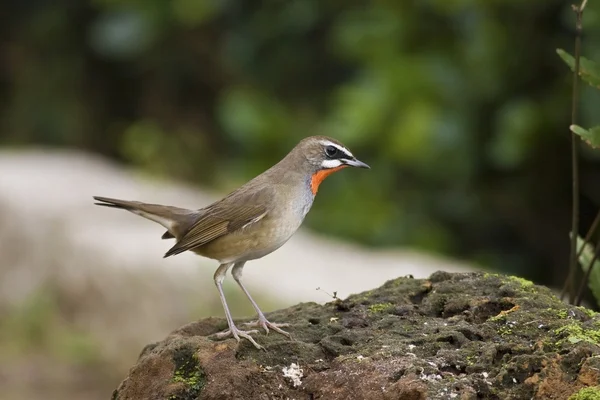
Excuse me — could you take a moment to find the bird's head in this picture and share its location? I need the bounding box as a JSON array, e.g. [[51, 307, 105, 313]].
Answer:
[[290, 136, 370, 195]]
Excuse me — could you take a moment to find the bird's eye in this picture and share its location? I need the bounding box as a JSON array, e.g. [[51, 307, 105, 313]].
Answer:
[[325, 145, 338, 158]]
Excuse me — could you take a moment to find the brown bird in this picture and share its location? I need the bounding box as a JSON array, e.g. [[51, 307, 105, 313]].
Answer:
[[94, 136, 369, 349]]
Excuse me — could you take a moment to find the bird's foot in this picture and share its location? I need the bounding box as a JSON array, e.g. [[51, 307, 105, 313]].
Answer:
[[214, 326, 264, 350], [243, 317, 291, 337]]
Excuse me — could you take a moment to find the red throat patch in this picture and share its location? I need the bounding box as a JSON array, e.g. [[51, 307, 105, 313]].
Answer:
[[310, 165, 348, 195]]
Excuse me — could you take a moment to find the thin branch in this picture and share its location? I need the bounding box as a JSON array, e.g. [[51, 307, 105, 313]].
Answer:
[[562, 209, 600, 299], [576, 236, 600, 306], [567, 0, 587, 304]]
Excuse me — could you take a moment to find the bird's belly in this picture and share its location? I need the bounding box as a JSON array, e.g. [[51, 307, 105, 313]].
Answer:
[[192, 219, 299, 264]]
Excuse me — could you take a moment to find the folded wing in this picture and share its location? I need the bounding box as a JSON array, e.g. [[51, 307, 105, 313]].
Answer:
[[163, 189, 270, 258]]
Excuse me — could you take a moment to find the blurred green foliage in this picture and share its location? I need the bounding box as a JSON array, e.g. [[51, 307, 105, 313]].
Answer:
[[559, 47, 600, 149], [3, 0, 600, 285], [0, 288, 101, 364]]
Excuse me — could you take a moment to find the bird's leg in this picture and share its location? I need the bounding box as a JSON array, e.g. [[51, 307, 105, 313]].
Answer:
[[212, 263, 263, 350], [231, 262, 291, 337]]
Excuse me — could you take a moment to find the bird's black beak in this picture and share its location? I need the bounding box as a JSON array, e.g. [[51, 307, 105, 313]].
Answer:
[[344, 158, 370, 169]]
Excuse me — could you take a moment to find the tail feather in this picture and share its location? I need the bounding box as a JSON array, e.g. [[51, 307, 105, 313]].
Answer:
[[93, 196, 194, 238], [93, 196, 139, 211], [161, 231, 175, 239]]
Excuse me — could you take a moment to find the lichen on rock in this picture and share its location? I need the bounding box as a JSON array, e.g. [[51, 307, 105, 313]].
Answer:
[[568, 386, 600, 400], [112, 272, 600, 400]]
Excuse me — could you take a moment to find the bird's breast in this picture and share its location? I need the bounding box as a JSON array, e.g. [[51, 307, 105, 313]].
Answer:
[[194, 216, 296, 263]]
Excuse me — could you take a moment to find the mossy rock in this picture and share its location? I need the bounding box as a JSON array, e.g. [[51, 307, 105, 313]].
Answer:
[[569, 386, 600, 400], [112, 272, 600, 400]]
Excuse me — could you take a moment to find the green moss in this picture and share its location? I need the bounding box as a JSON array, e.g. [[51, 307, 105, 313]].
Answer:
[[554, 323, 600, 346], [170, 345, 206, 399], [488, 313, 507, 323], [498, 326, 513, 337], [577, 306, 598, 318], [367, 303, 394, 314], [568, 386, 600, 400], [172, 365, 205, 389], [542, 307, 575, 320], [507, 276, 534, 288], [483, 273, 501, 278], [484, 273, 536, 293]]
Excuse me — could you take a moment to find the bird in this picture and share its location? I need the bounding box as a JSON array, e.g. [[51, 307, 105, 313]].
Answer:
[[93, 135, 369, 349]]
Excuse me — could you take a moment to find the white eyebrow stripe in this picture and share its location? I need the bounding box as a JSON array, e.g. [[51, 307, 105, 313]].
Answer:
[[319, 140, 354, 158]]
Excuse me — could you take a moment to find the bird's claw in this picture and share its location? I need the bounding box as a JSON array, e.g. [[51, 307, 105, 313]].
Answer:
[[214, 327, 264, 350], [243, 318, 291, 337], [212, 318, 291, 350]]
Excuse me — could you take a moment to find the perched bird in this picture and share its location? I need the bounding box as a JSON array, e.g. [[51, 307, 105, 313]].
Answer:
[[94, 136, 369, 349]]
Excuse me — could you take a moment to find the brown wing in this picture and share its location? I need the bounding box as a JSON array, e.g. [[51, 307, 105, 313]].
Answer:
[[163, 189, 269, 258]]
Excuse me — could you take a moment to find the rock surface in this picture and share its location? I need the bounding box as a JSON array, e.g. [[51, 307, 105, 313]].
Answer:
[[112, 272, 600, 400]]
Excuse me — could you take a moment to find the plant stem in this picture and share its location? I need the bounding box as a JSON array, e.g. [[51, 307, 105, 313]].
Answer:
[[576, 237, 600, 306], [567, 0, 587, 304], [562, 209, 600, 300]]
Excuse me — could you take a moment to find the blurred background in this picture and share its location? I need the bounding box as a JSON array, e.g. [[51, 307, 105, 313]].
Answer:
[[2, 0, 600, 399]]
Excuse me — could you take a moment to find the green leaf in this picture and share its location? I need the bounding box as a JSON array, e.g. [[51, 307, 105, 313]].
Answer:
[[575, 234, 600, 305], [570, 125, 600, 148], [557, 48, 600, 89]]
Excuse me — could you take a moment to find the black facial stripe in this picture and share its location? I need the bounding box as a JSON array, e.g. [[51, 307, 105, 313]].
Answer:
[[338, 150, 352, 159], [325, 144, 352, 160]]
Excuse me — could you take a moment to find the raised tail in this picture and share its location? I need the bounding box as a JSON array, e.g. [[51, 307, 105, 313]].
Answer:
[[93, 196, 195, 239]]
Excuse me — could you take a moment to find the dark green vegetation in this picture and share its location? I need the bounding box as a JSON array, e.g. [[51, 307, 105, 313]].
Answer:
[[170, 345, 206, 400], [3, 1, 600, 288], [113, 272, 600, 399]]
